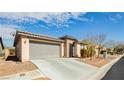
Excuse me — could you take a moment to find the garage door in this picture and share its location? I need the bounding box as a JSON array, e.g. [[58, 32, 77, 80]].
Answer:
[[29, 41, 60, 59]]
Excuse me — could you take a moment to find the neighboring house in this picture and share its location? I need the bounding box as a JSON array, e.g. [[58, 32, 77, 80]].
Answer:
[[94, 45, 107, 57], [4, 47, 15, 59], [14, 31, 81, 62], [0, 37, 4, 58]]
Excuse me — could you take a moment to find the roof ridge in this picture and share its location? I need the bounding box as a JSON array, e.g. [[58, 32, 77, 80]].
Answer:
[[16, 30, 61, 40], [59, 35, 77, 41]]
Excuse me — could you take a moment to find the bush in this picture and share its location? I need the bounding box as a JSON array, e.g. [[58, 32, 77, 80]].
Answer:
[[114, 44, 124, 55], [81, 46, 96, 58]]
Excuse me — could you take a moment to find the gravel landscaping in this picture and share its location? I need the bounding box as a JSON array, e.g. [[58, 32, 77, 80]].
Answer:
[[0, 60, 37, 76], [0, 55, 120, 80], [76, 55, 118, 68]]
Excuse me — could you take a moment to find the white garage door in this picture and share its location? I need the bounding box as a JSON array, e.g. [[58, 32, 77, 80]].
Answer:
[[29, 41, 60, 59]]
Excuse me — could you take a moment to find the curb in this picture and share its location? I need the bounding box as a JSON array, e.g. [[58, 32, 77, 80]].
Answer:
[[88, 55, 123, 80]]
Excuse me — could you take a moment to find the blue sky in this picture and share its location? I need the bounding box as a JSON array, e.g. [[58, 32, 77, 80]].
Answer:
[[0, 12, 124, 47]]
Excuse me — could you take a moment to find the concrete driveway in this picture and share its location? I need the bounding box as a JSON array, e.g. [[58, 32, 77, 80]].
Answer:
[[31, 58, 98, 80]]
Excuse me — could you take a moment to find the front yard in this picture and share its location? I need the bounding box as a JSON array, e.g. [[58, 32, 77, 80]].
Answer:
[[0, 60, 51, 80], [76, 55, 118, 68], [0, 55, 120, 80], [0, 60, 37, 76]]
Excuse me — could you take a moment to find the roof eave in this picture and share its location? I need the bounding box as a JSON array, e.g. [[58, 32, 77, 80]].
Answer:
[[14, 30, 65, 46]]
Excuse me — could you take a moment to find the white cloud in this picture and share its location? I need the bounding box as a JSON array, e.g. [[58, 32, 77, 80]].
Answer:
[[0, 12, 85, 21], [109, 14, 122, 23], [0, 12, 87, 27], [0, 24, 20, 39], [109, 17, 117, 23]]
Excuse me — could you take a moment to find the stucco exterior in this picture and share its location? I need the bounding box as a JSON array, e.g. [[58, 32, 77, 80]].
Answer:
[[16, 37, 64, 62], [21, 37, 29, 62], [60, 43, 64, 57], [66, 39, 75, 57], [64, 39, 80, 57], [14, 31, 81, 62], [75, 43, 81, 57], [16, 37, 21, 60]]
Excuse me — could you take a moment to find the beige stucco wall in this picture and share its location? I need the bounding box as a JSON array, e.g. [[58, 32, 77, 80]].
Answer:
[[75, 43, 81, 57], [60, 43, 64, 57], [65, 39, 75, 57], [16, 36, 65, 62], [64, 39, 81, 57], [16, 38, 21, 60], [16, 37, 29, 62], [16, 36, 82, 62], [21, 37, 29, 62]]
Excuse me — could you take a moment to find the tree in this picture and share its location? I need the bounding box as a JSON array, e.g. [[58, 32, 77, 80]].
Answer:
[[114, 44, 124, 54], [80, 39, 93, 45], [86, 33, 107, 57], [80, 39, 96, 59], [105, 40, 122, 48], [10, 32, 16, 37]]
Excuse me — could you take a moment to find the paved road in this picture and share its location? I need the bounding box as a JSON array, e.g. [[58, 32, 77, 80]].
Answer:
[[102, 56, 124, 80]]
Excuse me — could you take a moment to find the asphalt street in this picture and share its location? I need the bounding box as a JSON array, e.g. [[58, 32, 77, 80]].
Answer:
[[102, 56, 124, 80]]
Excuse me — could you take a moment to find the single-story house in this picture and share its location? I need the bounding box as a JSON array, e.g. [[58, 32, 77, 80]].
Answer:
[[0, 37, 5, 58], [14, 31, 81, 62]]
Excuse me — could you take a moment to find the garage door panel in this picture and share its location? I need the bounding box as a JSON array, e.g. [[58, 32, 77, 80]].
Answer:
[[29, 42, 60, 59]]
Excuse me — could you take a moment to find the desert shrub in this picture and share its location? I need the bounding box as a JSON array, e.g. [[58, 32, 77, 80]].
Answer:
[[88, 46, 96, 57], [106, 48, 113, 55], [114, 44, 124, 55], [81, 46, 96, 58]]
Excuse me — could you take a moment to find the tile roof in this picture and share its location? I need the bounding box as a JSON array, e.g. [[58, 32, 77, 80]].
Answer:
[[59, 35, 78, 41]]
